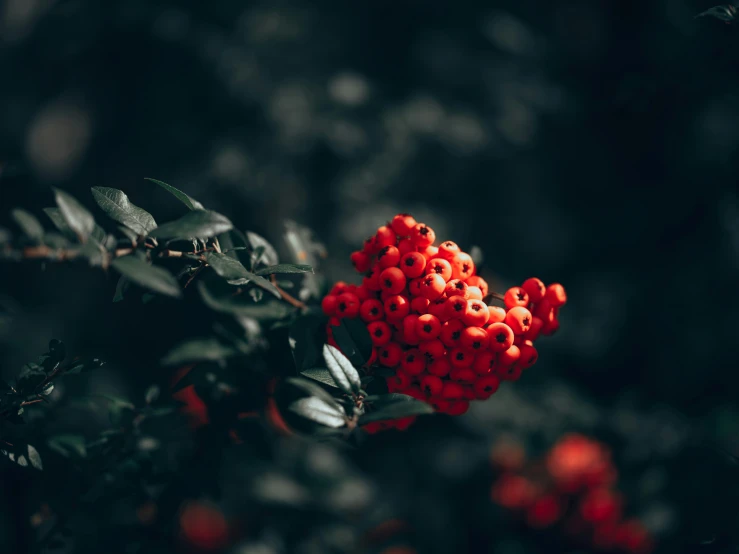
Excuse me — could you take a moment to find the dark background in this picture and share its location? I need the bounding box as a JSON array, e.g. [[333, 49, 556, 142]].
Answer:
[[1, 1, 739, 552]]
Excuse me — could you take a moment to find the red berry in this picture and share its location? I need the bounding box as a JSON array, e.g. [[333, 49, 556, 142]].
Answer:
[[466, 276, 489, 297], [383, 295, 410, 320], [462, 386, 476, 400], [473, 375, 500, 399], [446, 400, 469, 416], [467, 286, 483, 301], [400, 348, 426, 375], [420, 375, 443, 397], [449, 348, 475, 368], [519, 343, 538, 369], [580, 488, 622, 524], [419, 339, 445, 359], [451, 252, 475, 280], [321, 295, 338, 316], [499, 344, 520, 366], [473, 351, 498, 375], [526, 495, 562, 529], [416, 313, 442, 340], [377, 245, 401, 269], [354, 285, 370, 302], [410, 223, 436, 247], [336, 292, 360, 318], [450, 367, 476, 382], [438, 240, 460, 260], [460, 327, 488, 351], [429, 397, 450, 412], [444, 279, 469, 299], [397, 238, 415, 255], [486, 306, 506, 324], [367, 321, 392, 346], [359, 298, 384, 322], [379, 342, 403, 367], [375, 225, 397, 248], [545, 283, 567, 307], [379, 267, 407, 294], [391, 213, 417, 236], [504, 287, 529, 309], [362, 266, 382, 291], [399, 252, 426, 278], [418, 245, 439, 260], [505, 306, 532, 334], [428, 357, 451, 377], [441, 381, 464, 400], [410, 296, 430, 314], [440, 319, 465, 348], [487, 322, 514, 352], [387, 369, 412, 390], [419, 273, 446, 300], [425, 258, 453, 282], [402, 315, 421, 345], [541, 317, 560, 336], [331, 281, 350, 295], [446, 295, 468, 319], [350, 251, 371, 273], [408, 277, 423, 297], [497, 364, 522, 381], [427, 297, 449, 320], [463, 299, 489, 327], [524, 316, 544, 341], [521, 277, 545, 303], [362, 236, 379, 255]]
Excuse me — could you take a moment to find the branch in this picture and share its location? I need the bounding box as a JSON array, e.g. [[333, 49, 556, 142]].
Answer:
[[270, 275, 306, 309]]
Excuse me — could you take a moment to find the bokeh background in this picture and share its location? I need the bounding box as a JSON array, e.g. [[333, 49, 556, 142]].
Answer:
[[2, 1, 739, 552]]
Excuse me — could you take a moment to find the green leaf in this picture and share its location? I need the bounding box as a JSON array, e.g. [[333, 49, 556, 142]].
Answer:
[[198, 280, 293, 319], [205, 252, 281, 298], [91, 187, 157, 235], [11, 209, 44, 240], [289, 397, 346, 428], [161, 337, 237, 365], [113, 276, 129, 302], [300, 368, 340, 388], [0, 443, 42, 470], [246, 231, 278, 266], [64, 357, 105, 374], [359, 394, 434, 424], [149, 210, 233, 240], [111, 256, 182, 298], [255, 264, 313, 276], [118, 226, 138, 243], [52, 188, 96, 243], [696, 5, 737, 21], [332, 318, 373, 367], [144, 385, 159, 404], [289, 314, 326, 372], [144, 178, 204, 210], [48, 434, 87, 458], [323, 344, 361, 395], [43, 207, 77, 241], [285, 377, 342, 408]]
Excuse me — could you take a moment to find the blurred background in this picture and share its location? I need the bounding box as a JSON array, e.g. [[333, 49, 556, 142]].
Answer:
[[2, 1, 739, 552]]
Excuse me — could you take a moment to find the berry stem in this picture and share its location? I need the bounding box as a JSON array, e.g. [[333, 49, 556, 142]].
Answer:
[[484, 292, 506, 304], [269, 275, 307, 310]]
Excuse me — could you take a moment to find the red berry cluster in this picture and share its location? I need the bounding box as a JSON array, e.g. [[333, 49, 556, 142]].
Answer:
[[321, 214, 566, 432], [490, 434, 654, 554]]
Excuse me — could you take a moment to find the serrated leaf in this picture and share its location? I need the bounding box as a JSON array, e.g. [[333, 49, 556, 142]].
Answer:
[[149, 210, 232, 240], [285, 377, 343, 408], [161, 337, 237, 365], [0, 443, 42, 470], [111, 256, 182, 298], [43, 207, 77, 241], [696, 5, 737, 21], [289, 397, 346, 428], [198, 281, 293, 319], [48, 434, 87, 458], [206, 252, 281, 298], [300, 368, 340, 388], [359, 394, 434, 424], [323, 344, 361, 395], [332, 318, 373, 367], [11, 209, 44, 240], [246, 231, 278, 266], [91, 187, 157, 235], [52, 188, 96, 243], [255, 264, 313, 276], [144, 178, 204, 210]]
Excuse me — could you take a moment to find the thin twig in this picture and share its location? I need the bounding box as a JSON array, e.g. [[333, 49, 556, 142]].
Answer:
[[270, 275, 306, 309], [183, 265, 205, 289]]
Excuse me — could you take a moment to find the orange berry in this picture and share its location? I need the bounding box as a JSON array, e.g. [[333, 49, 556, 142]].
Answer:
[[419, 273, 446, 300], [466, 275, 489, 297], [440, 319, 465, 348], [519, 343, 538, 369], [504, 287, 529, 309], [521, 277, 545, 303], [399, 252, 426, 278], [437, 240, 460, 260], [463, 299, 489, 327], [418, 244, 439, 260], [486, 305, 506, 324], [379, 267, 407, 295], [416, 313, 442, 341], [451, 252, 475, 280], [397, 238, 415, 255], [444, 279, 469, 299], [425, 258, 453, 282], [545, 283, 567, 307], [402, 315, 421, 345], [460, 326, 488, 352], [505, 306, 532, 334], [410, 296, 430, 314], [467, 286, 483, 301], [377, 245, 401, 268], [487, 322, 514, 352], [410, 223, 435, 247], [499, 344, 520, 366], [446, 295, 468, 320], [391, 213, 417, 236]]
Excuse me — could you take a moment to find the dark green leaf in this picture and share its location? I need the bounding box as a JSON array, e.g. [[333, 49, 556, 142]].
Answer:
[[111, 256, 182, 298], [205, 253, 281, 298], [246, 231, 278, 266], [300, 368, 340, 388], [255, 264, 314, 276], [48, 434, 87, 458], [91, 187, 157, 235], [100, 395, 136, 426], [696, 5, 737, 21], [285, 377, 342, 408], [91, 224, 106, 243], [359, 394, 434, 423], [332, 318, 373, 367], [118, 225, 138, 243], [149, 210, 233, 240], [323, 344, 361, 395], [145, 178, 204, 210], [198, 280, 293, 319], [161, 337, 237, 365], [79, 236, 106, 266], [289, 314, 326, 372], [289, 397, 346, 428], [52, 188, 96, 242], [43, 207, 77, 241], [0, 443, 42, 470], [64, 357, 105, 374], [16, 367, 46, 394], [144, 385, 159, 404], [113, 275, 129, 302], [11, 209, 44, 240], [43, 232, 70, 249]]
